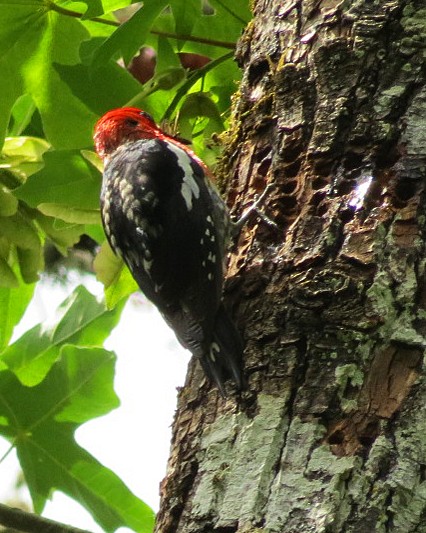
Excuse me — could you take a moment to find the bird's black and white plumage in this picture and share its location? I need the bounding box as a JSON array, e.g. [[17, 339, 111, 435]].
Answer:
[[94, 108, 243, 395]]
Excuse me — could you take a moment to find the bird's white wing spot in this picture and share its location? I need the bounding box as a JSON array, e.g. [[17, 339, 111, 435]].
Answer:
[[103, 210, 110, 228], [209, 342, 220, 361], [127, 250, 140, 267], [143, 258, 153, 272], [166, 143, 200, 210], [119, 181, 133, 196]]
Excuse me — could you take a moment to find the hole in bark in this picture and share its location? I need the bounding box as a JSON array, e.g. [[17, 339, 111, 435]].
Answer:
[[275, 195, 298, 210], [312, 190, 327, 206], [312, 159, 334, 176], [283, 160, 301, 177], [339, 208, 355, 223], [257, 158, 271, 177], [375, 143, 400, 168], [358, 434, 375, 447], [358, 420, 380, 448], [312, 177, 329, 190], [281, 144, 304, 163], [248, 59, 270, 85], [280, 179, 298, 194], [328, 430, 344, 445], [337, 180, 355, 196], [344, 152, 364, 170], [391, 197, 408, 209], [255, 146, 272, 162], [393, 178, 418, 202], [317, 202, 329, 217], [420, 464, 426, 482]]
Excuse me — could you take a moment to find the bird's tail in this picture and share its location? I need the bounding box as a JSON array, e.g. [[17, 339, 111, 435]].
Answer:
[[200, 303, 244, 397]]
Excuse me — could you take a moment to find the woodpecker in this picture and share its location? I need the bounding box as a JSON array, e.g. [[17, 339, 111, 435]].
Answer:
[[94, 107, 243, 396]]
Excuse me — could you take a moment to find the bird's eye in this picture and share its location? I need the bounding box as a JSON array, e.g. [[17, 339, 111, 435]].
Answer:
[[139, 111, 155, 123], [125, 118, 139, 127]]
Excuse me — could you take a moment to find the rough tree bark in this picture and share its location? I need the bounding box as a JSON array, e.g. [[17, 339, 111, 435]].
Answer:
[[155, 0, 426, 532]]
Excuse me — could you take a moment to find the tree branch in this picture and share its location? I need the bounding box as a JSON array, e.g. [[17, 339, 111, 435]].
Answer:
[[159, 51, 235, 121], [0, 504, 93, 533], [47, 2, 236, 50]]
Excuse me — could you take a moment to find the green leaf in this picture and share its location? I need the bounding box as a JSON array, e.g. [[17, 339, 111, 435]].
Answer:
[[76, 0, 105, 18], [15, 150, 101, 211], [156, 36, 181, 74], [93, 0, 169, 66], [0, 39, 23, 149], [72, 0, 132, 18], [170, 0, 199, 42], [0, 186, 18, 216], [0, 2, 97, 149], [93, 242, 122, 288], [54, 61, 143, 115], [184, 0, 249, 53], [209, 0, 252, 25], [84, 223, 106, 245], [0, 346, 155, 532], [0, 257, 19, 288], [154, 66, 186, 91], [178, 92, 224, 138], [0, 212, 41, 250], [35, 213, 84, 253], [2, 136, 51, 161], [8, 94, 36, 136], [127, 66, 186, 107], [1, 136, 51, 179], [148, 0, 245, 58], [161, 51, 234, 122], [22, 9, 96, 149], [54, 345, 120, 423], [0, 277, 35, 350], [38, 203, 100, 225], [94, 242, 138, 309], [81, 150, 103, 173], [17, 246, 43, 283], [1, 285, 124, 386], [0, 236, 11, 259], [104, 265, 138, 309]]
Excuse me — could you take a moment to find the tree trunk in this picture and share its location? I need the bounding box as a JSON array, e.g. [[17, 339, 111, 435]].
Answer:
[[155, 0, 426, 531]]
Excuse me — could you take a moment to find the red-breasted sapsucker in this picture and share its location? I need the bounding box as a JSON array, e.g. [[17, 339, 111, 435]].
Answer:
[[94, 107, 243, 396]]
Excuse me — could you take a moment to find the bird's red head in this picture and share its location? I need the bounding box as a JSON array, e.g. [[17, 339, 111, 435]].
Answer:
[[94, 107, 161, 161], [94, 106, 211, 177]]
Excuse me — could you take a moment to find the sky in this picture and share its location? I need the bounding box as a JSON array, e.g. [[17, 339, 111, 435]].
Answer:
[[0, 274, 190, 532]]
